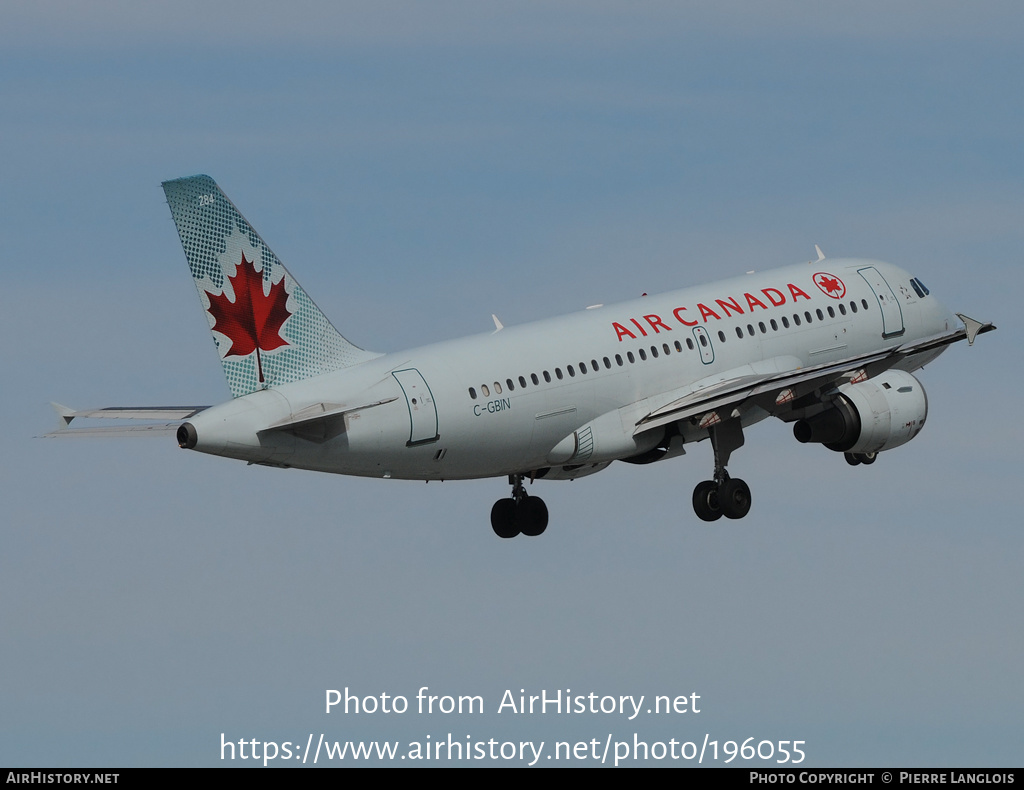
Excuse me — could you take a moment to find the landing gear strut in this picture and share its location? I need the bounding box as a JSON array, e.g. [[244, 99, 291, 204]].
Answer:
[[692, 418, 752, 521], [491, 474, 548, 538]]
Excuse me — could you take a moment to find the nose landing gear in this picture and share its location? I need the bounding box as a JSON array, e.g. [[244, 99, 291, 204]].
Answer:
[[491, 474, 549, 538]]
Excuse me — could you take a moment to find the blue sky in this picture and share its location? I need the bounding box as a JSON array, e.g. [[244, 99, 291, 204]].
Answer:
[[2, 1, 1021, 766]]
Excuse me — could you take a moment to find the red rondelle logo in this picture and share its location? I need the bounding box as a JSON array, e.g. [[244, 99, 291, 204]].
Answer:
[[813, 272, 846, 299]]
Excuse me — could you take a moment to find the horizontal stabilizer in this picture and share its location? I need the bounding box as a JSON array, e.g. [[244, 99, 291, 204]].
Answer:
[[52, 403, 209, 425], [261, 397, 398, 443], [43, 423, 183, 438], [44, 403, 209, 438]]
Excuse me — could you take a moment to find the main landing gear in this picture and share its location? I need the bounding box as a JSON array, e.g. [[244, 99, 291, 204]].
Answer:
[[491, 474, 548, 538], [692, 418, 752, 522], [844, 451, 877, 466]]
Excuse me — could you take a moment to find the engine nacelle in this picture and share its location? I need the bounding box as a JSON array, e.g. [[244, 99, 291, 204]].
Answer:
[[793, 370, 928, 454]]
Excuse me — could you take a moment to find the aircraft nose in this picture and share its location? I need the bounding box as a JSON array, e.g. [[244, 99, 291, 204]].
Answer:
[[935, 299, 959, 331]]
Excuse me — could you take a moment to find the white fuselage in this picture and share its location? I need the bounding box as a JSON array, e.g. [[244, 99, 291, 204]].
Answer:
[[185, 258, 957, 481]]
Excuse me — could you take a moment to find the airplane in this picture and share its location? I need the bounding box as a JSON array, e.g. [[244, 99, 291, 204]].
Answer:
[[48, 175, 994, 538]]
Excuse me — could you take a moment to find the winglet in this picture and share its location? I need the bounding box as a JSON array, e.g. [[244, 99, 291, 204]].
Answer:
[[955, 313, 995, 346], [814, 244, 826, 262], [51, 402, 76, 426], [492, 314, 504, 333]]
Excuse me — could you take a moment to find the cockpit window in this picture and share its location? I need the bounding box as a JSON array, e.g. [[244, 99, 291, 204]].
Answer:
[[910, 277, 930, 297]]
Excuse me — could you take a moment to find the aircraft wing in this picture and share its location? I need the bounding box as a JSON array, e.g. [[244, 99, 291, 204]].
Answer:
[[633, 314, 995, 435], [42, 405, 209, 438]]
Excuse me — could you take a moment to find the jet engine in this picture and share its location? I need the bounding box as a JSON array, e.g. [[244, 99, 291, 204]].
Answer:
[[793, 369, 928, 454]]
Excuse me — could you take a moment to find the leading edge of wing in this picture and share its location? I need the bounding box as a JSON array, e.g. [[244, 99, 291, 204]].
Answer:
[[633, 318, 994, 435], [634, 351, 888, 435]]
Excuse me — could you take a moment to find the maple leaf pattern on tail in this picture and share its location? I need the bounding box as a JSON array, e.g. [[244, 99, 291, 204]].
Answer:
[[205, 252, 291, 383]]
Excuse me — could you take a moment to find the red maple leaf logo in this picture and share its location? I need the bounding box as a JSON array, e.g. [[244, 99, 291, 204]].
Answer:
[[205, 252, 291, 383], [813, 272, 846, 299]]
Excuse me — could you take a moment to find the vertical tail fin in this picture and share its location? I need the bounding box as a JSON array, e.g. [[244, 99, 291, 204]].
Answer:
[[162, 175, 379, 397]]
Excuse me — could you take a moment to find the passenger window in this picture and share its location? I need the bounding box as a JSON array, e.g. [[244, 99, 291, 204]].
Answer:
[[663, 344, 670, 355], [604, 357, 612, 369], [543, 371, 551, 383], [555, 368, 563, 380], [838, 303, 847, 316], [686, 338, 694, 350], [782, 316, 790, 328], [861, 299, 869, 310], [469, 387, 477, 399], [735, 327, 744, 339], [850, 302, 858, 313], [615, 354, 623, 366], [759, 321, 767, 334], [674, 341, 683, 352], [638, 349, 647, 361], [493, 382, 502, 394], [627, 352, 635, 363], [519, 376, 527, 388], [481, 384, 490, 397], [816, 309, 824, 321], [567, 365, 575, 377], [827, 306, 835, 318], [531, 373, 539, 385], [506, 378, 514, 391], [769, 319, 777, 331], [804, 311, 812, 323], [793, 314, 801, 326]]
